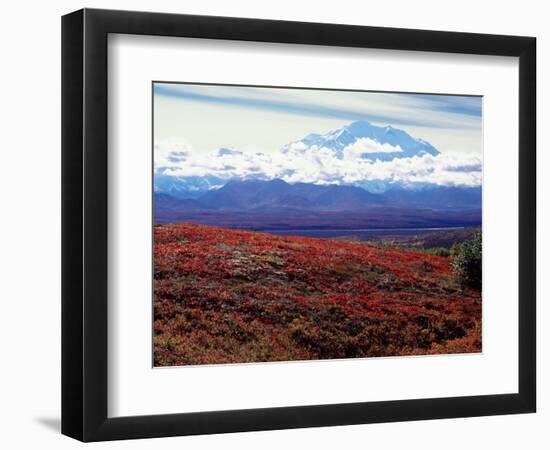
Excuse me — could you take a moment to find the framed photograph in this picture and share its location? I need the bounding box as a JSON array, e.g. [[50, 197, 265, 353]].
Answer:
[[62, 8, 536, 441]]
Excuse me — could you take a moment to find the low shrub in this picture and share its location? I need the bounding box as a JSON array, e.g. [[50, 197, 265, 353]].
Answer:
[[451, 231, 482, 290], [424, 247, 451, 257]]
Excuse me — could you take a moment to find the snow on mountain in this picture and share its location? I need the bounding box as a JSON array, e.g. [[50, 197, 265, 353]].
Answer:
[[154, 174, 225, 199], [282, 120, 440, 161]]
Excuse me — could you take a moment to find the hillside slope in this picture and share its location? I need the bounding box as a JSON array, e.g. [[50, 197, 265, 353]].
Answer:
[[154, 223, 481, 366]]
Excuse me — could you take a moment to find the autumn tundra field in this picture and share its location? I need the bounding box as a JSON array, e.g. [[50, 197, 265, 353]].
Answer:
[[153, 223, 481, 366]]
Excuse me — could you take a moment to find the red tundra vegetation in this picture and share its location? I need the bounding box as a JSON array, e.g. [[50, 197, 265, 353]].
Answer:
[[154, 223, 481, 366]]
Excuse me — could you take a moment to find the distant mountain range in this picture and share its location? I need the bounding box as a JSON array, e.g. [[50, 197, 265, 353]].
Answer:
[[156, 178, 481, 212], [154, 178, 482, 228], [197, 179, 385, 211]]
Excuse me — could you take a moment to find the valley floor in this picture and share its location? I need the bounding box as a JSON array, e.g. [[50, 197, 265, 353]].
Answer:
[[153, 223, 481, 366]]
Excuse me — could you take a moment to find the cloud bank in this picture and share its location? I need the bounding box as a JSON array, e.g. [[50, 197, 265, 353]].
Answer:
[[155, 139, 482, 190]]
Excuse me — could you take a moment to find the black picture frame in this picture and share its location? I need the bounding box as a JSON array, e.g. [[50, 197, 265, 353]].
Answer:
[[62, 8, 536, 442]]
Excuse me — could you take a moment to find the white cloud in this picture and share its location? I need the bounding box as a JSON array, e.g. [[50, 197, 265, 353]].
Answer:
[[156, 138, 482, 188], [343, 138, 403, 158]]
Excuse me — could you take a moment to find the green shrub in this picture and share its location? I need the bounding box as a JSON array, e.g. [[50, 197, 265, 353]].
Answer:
[[451, 231, 482, 290], [425, 247, 451, 257], [398, 246, 450, 256]]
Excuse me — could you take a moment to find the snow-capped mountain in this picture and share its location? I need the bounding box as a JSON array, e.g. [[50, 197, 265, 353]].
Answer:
[[281, 120, 440, 161], [154, 120, 480, 200], [154, 174, 225, 199]]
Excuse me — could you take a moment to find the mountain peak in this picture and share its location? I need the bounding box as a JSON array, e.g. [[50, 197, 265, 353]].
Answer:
[[283, 120, 440, 162], [268, 178, 289, 185], [344, 120, 374, 133]]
